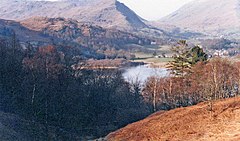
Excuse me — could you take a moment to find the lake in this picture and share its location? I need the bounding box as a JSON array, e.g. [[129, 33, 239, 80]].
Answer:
[[122, 65, 169, 84]]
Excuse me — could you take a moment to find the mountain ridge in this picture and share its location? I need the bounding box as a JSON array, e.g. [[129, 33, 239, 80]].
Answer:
[[0, 0, 146, 30], [159, 0, 240, 38]]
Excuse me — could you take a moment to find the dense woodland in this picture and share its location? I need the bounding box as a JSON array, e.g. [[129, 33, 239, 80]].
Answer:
[[0, 37, 149, 139], [1, 37, 240, 140]]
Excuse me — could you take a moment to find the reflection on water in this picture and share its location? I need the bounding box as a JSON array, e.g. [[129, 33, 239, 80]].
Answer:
[[122, 65, 169, 84]]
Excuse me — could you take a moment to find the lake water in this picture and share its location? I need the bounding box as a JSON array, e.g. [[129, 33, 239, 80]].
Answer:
[[122, 65, 169, 84]]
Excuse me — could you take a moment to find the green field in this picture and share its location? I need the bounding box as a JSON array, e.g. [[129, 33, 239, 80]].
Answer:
[[133, 52, 173, 64], [129, 44, 174, 65], [133, 57, 173, 63]]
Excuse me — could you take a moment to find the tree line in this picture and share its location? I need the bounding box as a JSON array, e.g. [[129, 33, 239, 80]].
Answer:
[[143, 40, 240, 112], [0, 38, 148, 140]]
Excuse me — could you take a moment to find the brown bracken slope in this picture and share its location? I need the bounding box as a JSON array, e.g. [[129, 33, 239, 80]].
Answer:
[[106, 97, 240, 141]]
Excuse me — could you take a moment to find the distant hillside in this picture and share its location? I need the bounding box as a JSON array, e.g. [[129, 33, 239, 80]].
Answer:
[[0, 17, 152, 59], [107, 97, 240, 141], [159, 0, 240, 38], [0, 18, 100, 58], [0, 18, 51, 43], [0, 0, 146, 30], [20, 17, 151, 48]]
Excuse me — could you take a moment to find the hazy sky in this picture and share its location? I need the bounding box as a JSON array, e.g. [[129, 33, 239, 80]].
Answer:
[[118, 0, 195, 21]]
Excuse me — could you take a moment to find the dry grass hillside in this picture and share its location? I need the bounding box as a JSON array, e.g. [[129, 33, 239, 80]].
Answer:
[[106, 97, 240, 141]]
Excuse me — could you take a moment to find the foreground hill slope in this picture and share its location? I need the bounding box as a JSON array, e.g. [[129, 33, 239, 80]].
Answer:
[[160, 0, 240, 38], [0, 111, 80, 141], [0, 0, 146, 30], [107, 97, 240, 141]]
